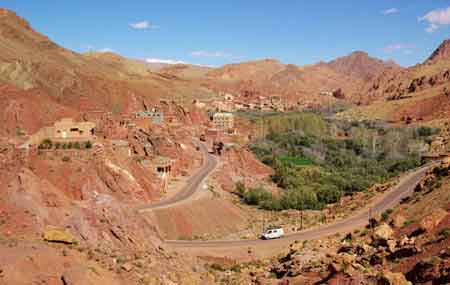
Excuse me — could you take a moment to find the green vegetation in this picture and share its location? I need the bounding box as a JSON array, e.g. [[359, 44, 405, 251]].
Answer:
[[415, 126, 440, 137], [38, 139, 93, 150], [278, 155, 313, 166], [85, 141, 93, 149], [73, 142, 81, 149], [240, 112, 435, 211], [38, 138, 53, 149], [439, 228, 450, 239], [15, 127, 25, 137], [381, 209, 394, 221]]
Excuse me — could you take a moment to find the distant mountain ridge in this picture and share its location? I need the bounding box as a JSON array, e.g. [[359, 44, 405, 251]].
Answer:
[[426, 39, 450, 63], [0, 8, 449, 123]]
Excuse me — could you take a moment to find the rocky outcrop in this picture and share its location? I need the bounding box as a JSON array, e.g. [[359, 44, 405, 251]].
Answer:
[[405, 248, 450, 284], [373, 223, 394, 243], [43, 226, 75, 244], [419, 208, 448, 232], [378, 271, 411, 285]]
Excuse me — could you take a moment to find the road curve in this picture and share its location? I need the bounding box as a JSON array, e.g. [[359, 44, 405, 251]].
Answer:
[[165, 164, 431, 249], [137, 143, 218, 212]]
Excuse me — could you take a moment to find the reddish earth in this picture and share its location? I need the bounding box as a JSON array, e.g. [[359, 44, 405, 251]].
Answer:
[[153, 198, 250, 240], [213, 146, 274, 192], [1, 7, 450, 284]]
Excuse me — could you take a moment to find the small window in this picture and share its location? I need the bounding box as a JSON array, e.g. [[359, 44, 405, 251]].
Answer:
[[70, 128, 79, 132]]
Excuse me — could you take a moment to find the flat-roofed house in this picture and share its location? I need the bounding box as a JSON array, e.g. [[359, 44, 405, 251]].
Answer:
[[135, 109, 164, 125], [111, 140, 132, 157], [212, 112, 234, 130], [27, 118, 96, 146]]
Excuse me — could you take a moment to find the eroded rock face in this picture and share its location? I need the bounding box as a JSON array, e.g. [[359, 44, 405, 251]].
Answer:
[[405, 258, 450, 284], [419, 208, 448, 233]]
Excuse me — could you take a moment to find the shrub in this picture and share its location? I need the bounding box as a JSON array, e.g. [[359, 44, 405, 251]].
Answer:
[[38, 138, 53, 150], [73, 142, 81, 149], [62, 156, 71, 162], [242, 187, 272, 206], [381, 209, 394, 221], [439, 228, 450, 239], [209, 263, 226, 271], [85, 141, 93, 149], [416, 126, 437, 137], [234, 182, 246, 197]]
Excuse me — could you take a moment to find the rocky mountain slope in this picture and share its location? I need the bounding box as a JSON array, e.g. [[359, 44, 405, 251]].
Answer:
[[338, 40, 450, 124], [0, 8, 211, 121], [204, 52, 400, 104]]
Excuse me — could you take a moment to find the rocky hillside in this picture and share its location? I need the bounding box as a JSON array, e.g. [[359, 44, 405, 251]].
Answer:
[[0, 8, 210, 120], [337, 39, 450, 124], [208, 159, 450, 284], [327, 51, 401, 82]]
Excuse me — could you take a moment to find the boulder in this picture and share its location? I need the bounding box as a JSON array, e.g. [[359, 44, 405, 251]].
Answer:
[[374, 223, 394, 242], [419, 208, 448, 232], [387, 239, 397, 253], [441, 157, 450, 168], [391, 215, 406, 228], [378, 271, 411, 285], [121, 262, 133, 272], [43, 226, 75, 244], [339, 252, 356, 265]]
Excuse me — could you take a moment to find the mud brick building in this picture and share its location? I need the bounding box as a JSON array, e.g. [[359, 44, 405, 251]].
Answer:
[[212, 112, 234, 130], [27, 118, 96, 146], [135, 109, 164, 125]]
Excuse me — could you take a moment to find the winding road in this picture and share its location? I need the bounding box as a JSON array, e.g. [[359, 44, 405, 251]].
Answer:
[[137, 143, 218, 212], [138, 144, 432, 253]]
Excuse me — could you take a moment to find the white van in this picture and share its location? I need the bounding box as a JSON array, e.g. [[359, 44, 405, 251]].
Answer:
[[261, 228, 284, 240]]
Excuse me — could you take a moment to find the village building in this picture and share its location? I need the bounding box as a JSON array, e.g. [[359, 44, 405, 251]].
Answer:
[[224, 93, 234, 101], [135, 109, 164, 125], [212, 112, 234, 130], [111, 140, 132, 157], [193, 99, 206, 109], [27, 118, 96, 146], [152, 155, 172, 174]]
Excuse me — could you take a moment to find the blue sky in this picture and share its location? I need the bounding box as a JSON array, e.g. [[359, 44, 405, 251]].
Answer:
[[2, 1, 450, 67]]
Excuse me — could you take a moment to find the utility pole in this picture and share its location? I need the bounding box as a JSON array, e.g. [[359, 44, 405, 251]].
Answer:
[[262, 211, 266, 232], [300, 210, 303, 231], [369, 207, 374, 234]]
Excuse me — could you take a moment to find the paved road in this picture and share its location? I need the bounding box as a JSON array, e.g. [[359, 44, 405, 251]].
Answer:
[[137, 143, 218, 212], [165, 165, 431, 249], [137, 143, 432, 251]]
